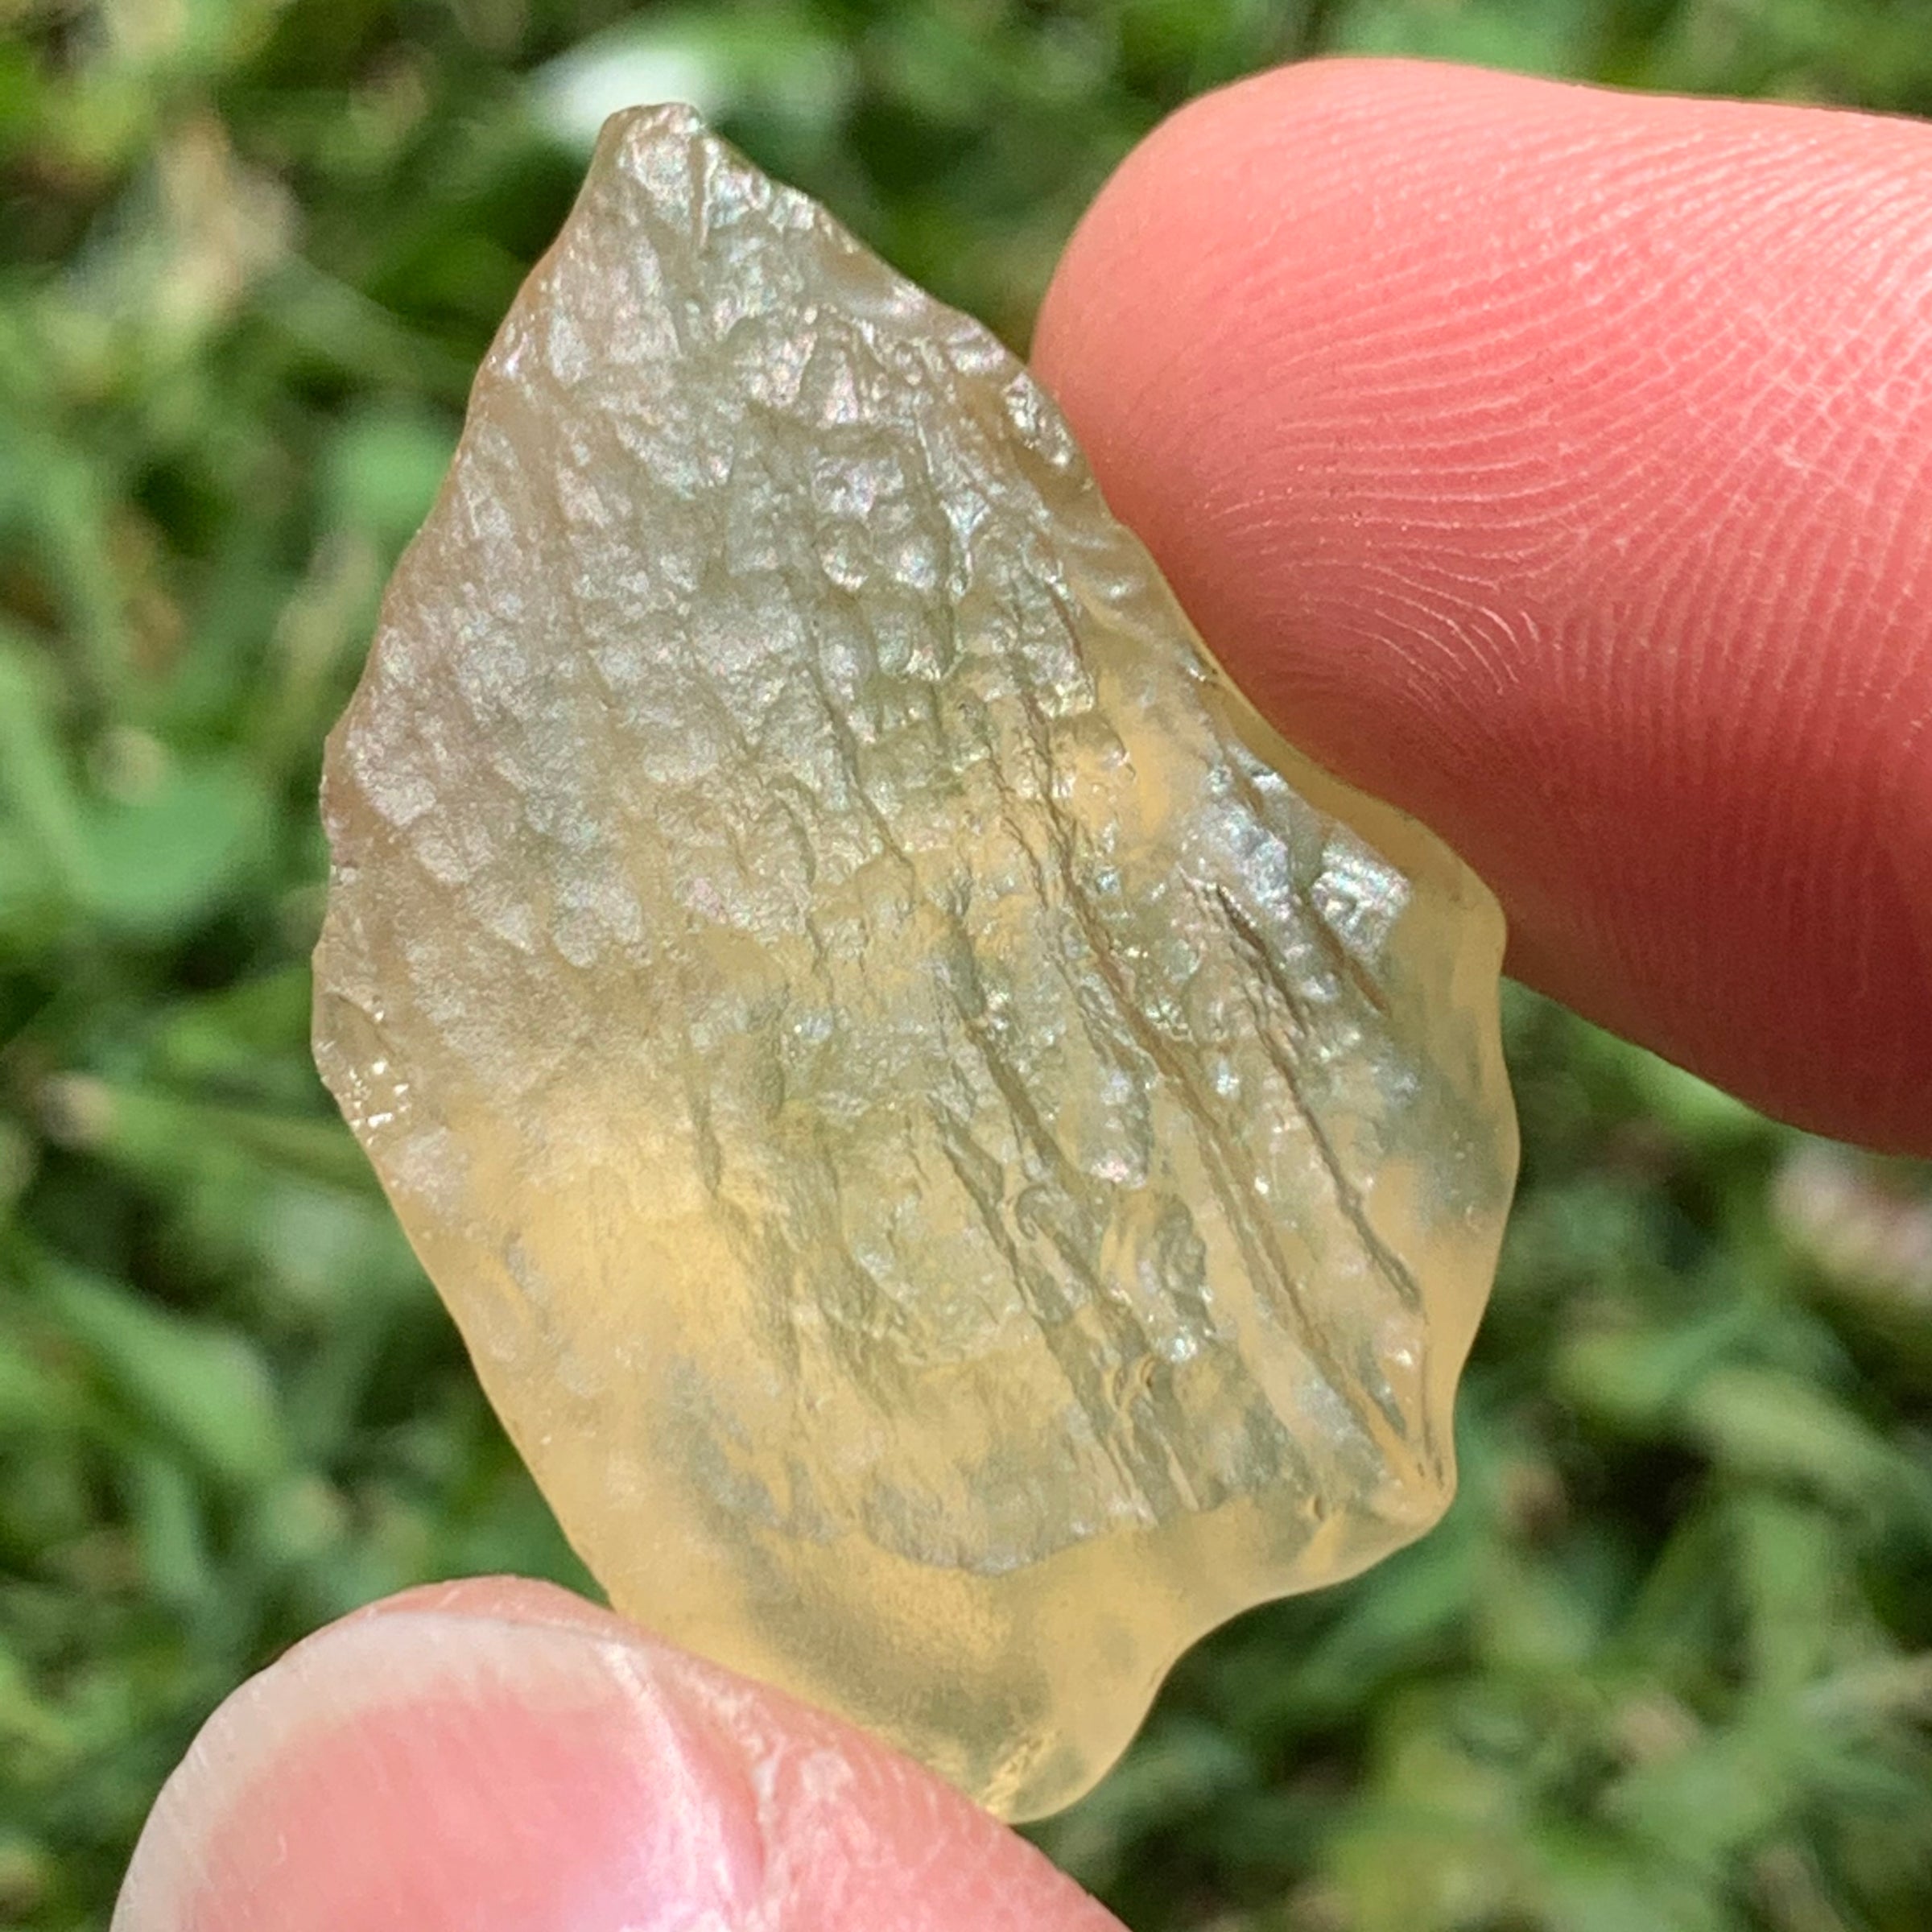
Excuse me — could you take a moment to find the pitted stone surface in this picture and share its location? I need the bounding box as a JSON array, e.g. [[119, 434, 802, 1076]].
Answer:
[[315, 105, 1517, 1818]]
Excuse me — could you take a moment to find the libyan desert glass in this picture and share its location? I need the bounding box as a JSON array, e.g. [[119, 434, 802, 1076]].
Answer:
[[313, 105, 1518, 1820]]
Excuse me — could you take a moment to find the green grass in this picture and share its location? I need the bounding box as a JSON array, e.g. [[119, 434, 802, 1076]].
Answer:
[[3, 3, 1930, 1927]]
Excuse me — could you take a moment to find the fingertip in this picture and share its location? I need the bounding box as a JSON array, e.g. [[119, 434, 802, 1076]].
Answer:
[[115, 1583, 1121, 1932], [1035, 59, 1932, 1152]]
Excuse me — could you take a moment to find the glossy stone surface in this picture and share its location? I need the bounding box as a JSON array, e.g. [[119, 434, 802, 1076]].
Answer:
[[314, 105, 1517, 1819]]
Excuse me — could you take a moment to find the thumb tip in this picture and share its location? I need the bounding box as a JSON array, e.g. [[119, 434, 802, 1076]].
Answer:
[[115, 1580, 1119, 1932]]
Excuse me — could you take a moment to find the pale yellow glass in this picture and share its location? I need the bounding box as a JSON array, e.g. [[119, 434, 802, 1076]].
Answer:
[[314, 106, 1518, 1821]]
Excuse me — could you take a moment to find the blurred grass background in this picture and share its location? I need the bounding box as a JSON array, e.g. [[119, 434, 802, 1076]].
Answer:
[[2, 2, 1931, 1926]]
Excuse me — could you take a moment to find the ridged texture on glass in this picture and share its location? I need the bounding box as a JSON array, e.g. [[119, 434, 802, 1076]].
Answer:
[[313, 105, 1518, 1819]]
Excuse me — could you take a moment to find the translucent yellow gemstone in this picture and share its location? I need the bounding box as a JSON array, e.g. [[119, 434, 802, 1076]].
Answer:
[[314, 105, 1517, 1819]]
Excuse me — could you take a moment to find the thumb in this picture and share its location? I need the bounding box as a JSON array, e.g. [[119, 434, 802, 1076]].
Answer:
[[113, 1579, 1122, 1932]]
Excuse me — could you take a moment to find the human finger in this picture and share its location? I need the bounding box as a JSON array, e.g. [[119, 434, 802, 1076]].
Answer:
[[112, 1576, 1123, 1932], [1034, 58, 1932, 1154]]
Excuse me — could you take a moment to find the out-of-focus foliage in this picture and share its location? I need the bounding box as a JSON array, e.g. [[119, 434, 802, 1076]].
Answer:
[[1, 2, 1928, 1928]]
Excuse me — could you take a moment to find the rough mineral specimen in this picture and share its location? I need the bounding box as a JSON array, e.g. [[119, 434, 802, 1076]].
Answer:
[[314, 105, 1518, 1819]]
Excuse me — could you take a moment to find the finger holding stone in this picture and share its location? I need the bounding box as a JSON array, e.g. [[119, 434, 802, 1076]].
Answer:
[[113, 1578, 1125, 1932], [1034, 58, 1932, 1155]]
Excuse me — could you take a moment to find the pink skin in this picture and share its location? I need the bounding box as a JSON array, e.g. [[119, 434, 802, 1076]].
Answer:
[[116, 1579, 1124, 1931], [116, 59, 1932, 1932], [1034, 59, 1932, 1156]]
